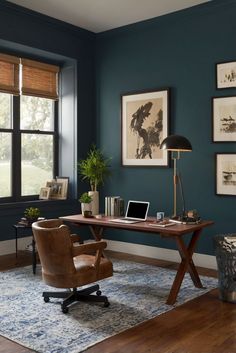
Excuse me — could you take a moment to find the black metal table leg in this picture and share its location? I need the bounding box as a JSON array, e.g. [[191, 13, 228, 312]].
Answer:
[[13, 224, 36, 273], [15, 227, 18, 258]]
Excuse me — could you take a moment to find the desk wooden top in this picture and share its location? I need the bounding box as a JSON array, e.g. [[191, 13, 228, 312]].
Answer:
[[60, 214, 214, 236]]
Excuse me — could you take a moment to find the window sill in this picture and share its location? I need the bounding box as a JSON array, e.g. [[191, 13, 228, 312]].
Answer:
[[0, 198, 78, 211]]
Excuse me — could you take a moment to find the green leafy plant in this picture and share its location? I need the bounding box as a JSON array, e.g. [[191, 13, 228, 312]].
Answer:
[[79, 192, 93, 204], [78, 145, 111, 191], [24, 207, 41, 220]]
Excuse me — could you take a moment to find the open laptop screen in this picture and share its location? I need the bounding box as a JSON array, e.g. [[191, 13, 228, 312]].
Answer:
[[126, 201, 149, 220]]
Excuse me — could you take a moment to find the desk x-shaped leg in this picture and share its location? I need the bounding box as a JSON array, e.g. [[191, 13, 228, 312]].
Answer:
[[89, 225, 108, 258], [88, 224, 204, 305], [166, 229, 204, 305], [89, 225, 104, 241]]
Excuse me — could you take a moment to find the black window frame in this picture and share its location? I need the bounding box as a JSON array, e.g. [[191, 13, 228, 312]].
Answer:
[[0, 94, 58, 203]]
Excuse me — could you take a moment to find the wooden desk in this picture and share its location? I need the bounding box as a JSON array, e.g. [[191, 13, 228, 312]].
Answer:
[[60, 214, 214, 305]]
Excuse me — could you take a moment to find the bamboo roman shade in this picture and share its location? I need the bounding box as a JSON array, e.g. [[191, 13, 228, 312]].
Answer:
[[21, 59, 59, 100], [0, 53, 20, 95], [0, 53, 59, 99]]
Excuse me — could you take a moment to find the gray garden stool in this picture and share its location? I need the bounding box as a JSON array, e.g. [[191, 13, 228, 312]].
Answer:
[[214, 234, 236, 303]]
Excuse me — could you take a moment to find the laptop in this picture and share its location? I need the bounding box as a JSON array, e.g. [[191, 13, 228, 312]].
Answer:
[[109, 200, 150, 224]]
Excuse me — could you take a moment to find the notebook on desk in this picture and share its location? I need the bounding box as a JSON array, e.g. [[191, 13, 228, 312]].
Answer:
[[109, 200, 150, 224]]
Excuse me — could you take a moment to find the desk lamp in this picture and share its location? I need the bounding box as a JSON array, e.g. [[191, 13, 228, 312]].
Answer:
[[160, 134, 192, 220]]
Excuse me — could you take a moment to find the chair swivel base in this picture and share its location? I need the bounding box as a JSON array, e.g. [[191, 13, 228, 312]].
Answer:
[[42, 284, 110, 313]]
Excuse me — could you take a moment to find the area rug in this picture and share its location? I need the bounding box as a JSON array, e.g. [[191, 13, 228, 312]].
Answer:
[[0, 259, 217, 353]]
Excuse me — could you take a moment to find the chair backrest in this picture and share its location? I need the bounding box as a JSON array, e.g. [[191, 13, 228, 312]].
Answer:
[[32, 219, 76, 277]]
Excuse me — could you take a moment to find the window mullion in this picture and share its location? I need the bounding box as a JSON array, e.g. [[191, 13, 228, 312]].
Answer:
[[53, 100, 59, 178], [12, 96, 21, 201]]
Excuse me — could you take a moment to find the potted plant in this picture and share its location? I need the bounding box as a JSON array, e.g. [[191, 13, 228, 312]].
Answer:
[[79, 192, 93, 217], [24, 207, 41, 224], [78, 145, 111, 215]]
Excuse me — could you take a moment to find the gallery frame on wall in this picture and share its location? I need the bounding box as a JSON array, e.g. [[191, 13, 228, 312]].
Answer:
[[212, 96, 236, 142], [216, 61, 236, 89], [216, 153, 236, 196], [121, 88, 170, 166]]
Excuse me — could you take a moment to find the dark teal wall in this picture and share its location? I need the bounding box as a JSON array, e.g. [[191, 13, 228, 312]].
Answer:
[[1, 0, 236, 255], [95, 0, 236, 255]]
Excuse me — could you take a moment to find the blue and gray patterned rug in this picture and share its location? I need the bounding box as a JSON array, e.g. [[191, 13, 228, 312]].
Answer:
[[0, 259, 217, 353]]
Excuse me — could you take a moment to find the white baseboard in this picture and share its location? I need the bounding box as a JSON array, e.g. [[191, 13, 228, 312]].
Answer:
[[0, 237, 217, 270], [0, 236, 31, 256], [106, 240, 217, 270]]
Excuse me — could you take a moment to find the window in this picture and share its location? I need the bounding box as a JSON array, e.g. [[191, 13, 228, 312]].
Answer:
[[0, 54, 59, 202]]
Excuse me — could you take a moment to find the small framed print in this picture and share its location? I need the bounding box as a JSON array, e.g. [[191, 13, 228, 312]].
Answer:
[[216, 61, 236, 89], [39, 187, 51, 200], [56, 176, 69, 199], [46, 181, 66, 200], [216, 153, 236, 196], [212, 96, 236, 142], [121, 88, 169, 167]]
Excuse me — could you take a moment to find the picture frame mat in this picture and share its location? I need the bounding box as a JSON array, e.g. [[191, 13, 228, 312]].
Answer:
[[212, 96, 236, 142], [39, 187, 51, 200], [121, 88, 169, 166], [46, 181, 66, 199], [56, 177, 69, 198], [216, 153, 236, 196], [216, 61, 236, 89]]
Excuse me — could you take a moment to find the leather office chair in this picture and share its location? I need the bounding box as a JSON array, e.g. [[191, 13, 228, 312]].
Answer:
[[32, 219, 113, 313]]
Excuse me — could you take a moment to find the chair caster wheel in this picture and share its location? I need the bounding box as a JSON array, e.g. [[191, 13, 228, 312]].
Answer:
[[44, 296, 49, 303], [96, 290, 102, 296], [104, 301, 110, 307], [61, 305, 69, 314]]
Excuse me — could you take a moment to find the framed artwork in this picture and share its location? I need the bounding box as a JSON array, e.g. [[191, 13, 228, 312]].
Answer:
[[56, 176, 69, 198], [212, 96, 236, 142], [39, 187, 51, 200], [121, 88, 169, 166], [216, 153, 236, 196], [46, 180, 66, 200], [216, 61, 236, 89]]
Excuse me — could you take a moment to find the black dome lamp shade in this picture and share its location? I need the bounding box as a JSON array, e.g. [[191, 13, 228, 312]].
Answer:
[[160, 135, 192, 152]]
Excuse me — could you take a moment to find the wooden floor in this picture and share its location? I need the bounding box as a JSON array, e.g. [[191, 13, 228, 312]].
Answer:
[[0, 251, 236, 353]]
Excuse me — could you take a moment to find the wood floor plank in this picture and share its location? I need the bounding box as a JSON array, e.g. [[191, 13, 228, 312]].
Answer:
[[0, 336, 34, 353], [0, 250, 234, 353]]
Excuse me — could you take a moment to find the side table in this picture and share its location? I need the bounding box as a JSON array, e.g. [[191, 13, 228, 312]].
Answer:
[[13, 224, 37, 274]]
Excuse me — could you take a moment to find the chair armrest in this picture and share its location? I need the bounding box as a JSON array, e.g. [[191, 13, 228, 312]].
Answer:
[[73, 241, 107, 271], [73, 241, 108, 272], [72, 241, 107, 257]]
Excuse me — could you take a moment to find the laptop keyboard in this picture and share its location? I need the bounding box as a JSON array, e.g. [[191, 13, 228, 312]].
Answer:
[[119, 218, 138, 221], [109, 218, 144, 224]]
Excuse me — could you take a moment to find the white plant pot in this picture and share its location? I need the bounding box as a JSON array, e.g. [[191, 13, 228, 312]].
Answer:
[[88, 191, 99, 215], [81, 202, 92, 216]]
